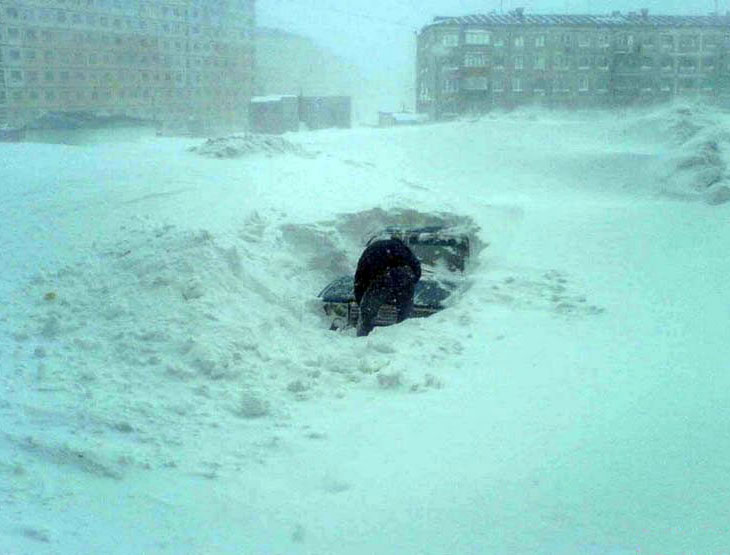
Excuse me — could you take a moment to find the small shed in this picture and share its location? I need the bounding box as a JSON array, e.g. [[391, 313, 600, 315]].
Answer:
[[299, 96, 351, 130], [249, 95, 299, 134]]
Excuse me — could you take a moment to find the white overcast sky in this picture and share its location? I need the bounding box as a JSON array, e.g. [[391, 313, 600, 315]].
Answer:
[[258, 0, 728, 76]]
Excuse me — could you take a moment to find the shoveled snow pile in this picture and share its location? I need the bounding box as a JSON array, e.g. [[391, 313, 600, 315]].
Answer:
[[2, 206, 488, 479], [189, 133, 313, 159]]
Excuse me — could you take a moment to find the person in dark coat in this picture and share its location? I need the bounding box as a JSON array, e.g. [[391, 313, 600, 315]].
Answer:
[[354, 238, 422, 337]]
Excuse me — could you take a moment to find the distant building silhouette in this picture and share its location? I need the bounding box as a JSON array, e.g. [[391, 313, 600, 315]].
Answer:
[[416, 10, 730, 117], [0, 0, 255, 130]]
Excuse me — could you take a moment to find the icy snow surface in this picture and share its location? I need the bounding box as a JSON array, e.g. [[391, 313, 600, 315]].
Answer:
[[1, 103, 729, 554]]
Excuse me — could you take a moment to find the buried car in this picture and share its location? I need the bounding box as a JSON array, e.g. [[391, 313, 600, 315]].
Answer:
[[318, 226, 472, 330]]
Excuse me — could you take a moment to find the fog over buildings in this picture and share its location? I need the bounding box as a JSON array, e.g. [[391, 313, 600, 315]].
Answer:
[[257, 0, 730, 114], [0, 0, 255, 130], [2, 1, 730, 130]]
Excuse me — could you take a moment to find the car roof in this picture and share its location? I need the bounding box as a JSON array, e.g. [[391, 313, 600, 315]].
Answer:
[[366, 226, 470, 248]]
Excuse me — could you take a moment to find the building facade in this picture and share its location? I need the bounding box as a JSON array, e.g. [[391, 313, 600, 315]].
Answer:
[[0, 0, 255, 129], [417, 10, 730, 118]]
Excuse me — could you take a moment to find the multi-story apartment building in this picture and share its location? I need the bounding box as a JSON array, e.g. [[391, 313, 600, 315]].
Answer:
[[417, 9, 730, 118], [0, 0, 255, 129]]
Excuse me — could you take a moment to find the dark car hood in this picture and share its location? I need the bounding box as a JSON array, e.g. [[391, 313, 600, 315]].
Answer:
[[318, 275, 459, 309]]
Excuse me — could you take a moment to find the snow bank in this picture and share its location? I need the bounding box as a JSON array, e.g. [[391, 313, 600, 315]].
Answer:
[[189, 133, 313, 159], [620, 102, 730, 204]]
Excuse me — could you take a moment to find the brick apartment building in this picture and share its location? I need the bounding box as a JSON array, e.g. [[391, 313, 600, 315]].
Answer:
[[417, 9, 730, 118], [0, 0, 255, 129]]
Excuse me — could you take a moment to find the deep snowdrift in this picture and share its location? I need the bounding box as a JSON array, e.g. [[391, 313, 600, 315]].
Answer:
[[1, 102, 728, 554]]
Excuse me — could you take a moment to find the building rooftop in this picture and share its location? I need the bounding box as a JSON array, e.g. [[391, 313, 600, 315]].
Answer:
[[250, 95, 298, 104], [428, 12, 730, 29]]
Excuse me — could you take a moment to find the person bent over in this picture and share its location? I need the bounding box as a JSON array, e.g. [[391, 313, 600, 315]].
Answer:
[[354, 238, 421, 337]]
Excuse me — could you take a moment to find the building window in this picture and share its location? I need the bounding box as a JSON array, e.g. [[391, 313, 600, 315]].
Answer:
[[578, 35, 591, 48], [493, 80, 504, 93], [578, 57, 590, 70], [464, 53, 487, 67], [10, 70, 22, 82], [512, 77, 523, 92], [514, 56, 524, 70], [662, 35, 675, 50], [514, 36, 524, 48], [595, 77, 609, 93], [598, 34, 610, 48], [702, 57, 716, 71], [494, 36, 505, 47], [679, 58, 697, 73], [578, 76, 589, 91], [556, 56, 571, 71], [12, 91, 22, 102], [703, 35, 719, 50], [26, 70, 38, 83], [561, 34, 572, 47], [679, 35, 698, 52], [661, 57, 674, 71], [535, 35, 545, 48], [9, 50, 21, 61], [617, 34, 634, 50], [5, 7, 19, 18], [534, 56, 546, 70], [45, 90, 55, 101], [442, 79, 459, 93], [44, 71, 54, 82], [597, 56, 609, 70], [442, 34, 458, 47], [465, 31, 490, 45], [462, 77, 488, 90], [493, 55, 505, 70], [641, 57, 653, 70]]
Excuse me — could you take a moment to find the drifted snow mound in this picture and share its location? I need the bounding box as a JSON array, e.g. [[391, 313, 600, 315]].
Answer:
[[627, 103, 730, 205], [188, 133, 312, 159], [3, 208, 482, 474]]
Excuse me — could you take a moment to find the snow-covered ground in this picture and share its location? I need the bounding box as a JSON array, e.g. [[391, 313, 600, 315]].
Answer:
[[1, 103, 729, 554]]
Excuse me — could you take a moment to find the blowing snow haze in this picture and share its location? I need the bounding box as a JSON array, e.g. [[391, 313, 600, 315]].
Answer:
[[1, 0, 730, 554], [258, 0, 730, 112]]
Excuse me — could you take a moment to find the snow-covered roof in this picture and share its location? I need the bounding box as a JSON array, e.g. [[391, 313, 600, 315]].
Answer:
[[250, 95, 298, 104], [428, 13, 730, 29], [388, 113, 429, 123]]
